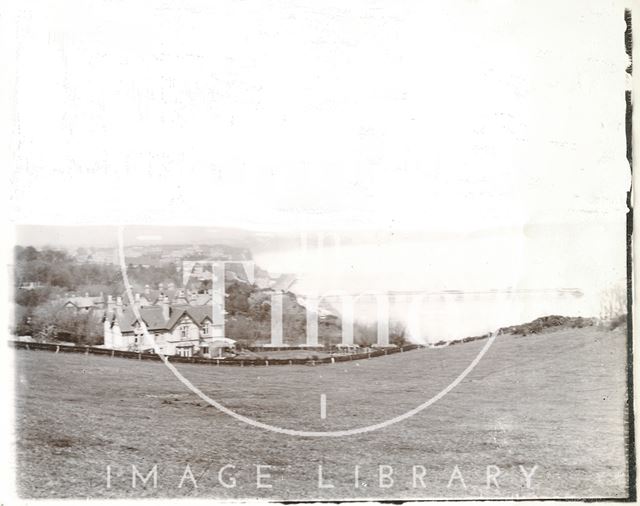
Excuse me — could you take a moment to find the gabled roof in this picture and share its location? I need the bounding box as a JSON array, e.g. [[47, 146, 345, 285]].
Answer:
[[114, 306, 167, 333], [113, 304, 216, 333], [165, 307, 193, 331], [182, 305, 214, 325], [65, 296, 102, 309]]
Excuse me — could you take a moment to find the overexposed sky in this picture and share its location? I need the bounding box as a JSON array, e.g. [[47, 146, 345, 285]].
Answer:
[[5, 0, 631, 231]]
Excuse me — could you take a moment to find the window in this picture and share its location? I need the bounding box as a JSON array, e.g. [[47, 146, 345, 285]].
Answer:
[[179, 325, 189, 339], [201, 346, 209, 356], [177, 346, 193, 358], [203, 323, 210, 335]]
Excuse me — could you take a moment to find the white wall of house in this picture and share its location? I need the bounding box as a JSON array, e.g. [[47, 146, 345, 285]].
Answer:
[[169, 315, 200, 342], [103, 319, 113, 348], [103, 312, 225, 356], [109, 322, 124, 349]]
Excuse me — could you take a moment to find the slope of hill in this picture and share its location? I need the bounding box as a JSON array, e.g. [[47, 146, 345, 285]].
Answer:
[[14, 325, 629, 500]]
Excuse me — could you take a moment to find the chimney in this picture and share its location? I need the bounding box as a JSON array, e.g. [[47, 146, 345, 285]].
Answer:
[[107, 295, 115, 315], [115, 296, 123, 316], [160, 296, 170, 321], [85, 292, 89, 298], [134, 293, 141, 309], [144, 284, 150, 295]]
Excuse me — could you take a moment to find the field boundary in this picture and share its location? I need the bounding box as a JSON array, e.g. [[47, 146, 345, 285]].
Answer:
[[9, 340, 423, 366]]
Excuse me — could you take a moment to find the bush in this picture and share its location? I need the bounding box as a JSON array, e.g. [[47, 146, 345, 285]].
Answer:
[[27, 301, 103, 345], [609, 313, 627, 331]]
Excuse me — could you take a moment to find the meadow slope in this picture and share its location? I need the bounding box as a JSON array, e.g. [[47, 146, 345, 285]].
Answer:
[[14, 326, 629, 500]]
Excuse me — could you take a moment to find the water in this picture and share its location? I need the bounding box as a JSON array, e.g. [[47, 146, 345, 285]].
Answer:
[[323, 289, 594, 344], [253, 223, 624, 343]]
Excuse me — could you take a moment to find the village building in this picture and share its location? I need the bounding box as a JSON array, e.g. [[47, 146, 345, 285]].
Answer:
[[18, 281, 45, 290], [62, 293, 105, 312], [130, 284, 212, 307], [102, 293, 229, 358]]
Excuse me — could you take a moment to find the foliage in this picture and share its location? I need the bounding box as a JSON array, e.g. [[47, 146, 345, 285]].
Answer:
[[499, 315, 596, 337], [226, 282, 252, 315], [389, 322, 408, 347], [609, 313, 628, 331], [354, 321, 406, 347], [14, 286, 65, 308], [25, 301, 103, 345], [125, 264, 180, 289], [14, 245, 179, 293], [14, 246, 120, 290]]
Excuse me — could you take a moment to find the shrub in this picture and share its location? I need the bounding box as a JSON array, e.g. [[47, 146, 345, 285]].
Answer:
[[609, 313, 628, 331]]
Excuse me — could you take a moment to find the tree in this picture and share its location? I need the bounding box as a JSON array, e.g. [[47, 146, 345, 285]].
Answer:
[[600, 281, 627, 320], [390, 322, 408, 347], [226, 282, 251, 315], [29, 301, 103, 345]]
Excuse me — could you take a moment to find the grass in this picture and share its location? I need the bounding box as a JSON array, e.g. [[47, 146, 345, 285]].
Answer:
[[14, 325, 629, 500], [235, 349, 334, 360]]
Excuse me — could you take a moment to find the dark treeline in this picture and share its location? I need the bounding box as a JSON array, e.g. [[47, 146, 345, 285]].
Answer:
[[14, 246, 182, 305], [14, 246, 122, 295]]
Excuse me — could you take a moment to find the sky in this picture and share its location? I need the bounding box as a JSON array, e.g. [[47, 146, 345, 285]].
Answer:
[[5, 0, 633, 336]]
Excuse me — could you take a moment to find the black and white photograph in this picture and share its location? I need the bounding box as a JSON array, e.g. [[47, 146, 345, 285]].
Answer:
[[1, 0, 637, 502]]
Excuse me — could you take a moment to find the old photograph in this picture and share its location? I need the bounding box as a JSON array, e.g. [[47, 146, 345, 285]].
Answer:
[[2, 0, 636, 503]]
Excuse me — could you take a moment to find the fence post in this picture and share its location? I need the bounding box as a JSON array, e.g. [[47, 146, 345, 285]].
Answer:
[[138, 353, 141, 360], [56, 345, 60, 353], [111, 349, 114, 358]]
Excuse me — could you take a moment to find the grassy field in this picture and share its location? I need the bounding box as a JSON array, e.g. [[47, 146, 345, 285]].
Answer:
[[14, 325, 630, 500]]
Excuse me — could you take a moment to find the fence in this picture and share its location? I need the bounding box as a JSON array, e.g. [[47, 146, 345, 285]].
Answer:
[[10, 340, 423, 366]]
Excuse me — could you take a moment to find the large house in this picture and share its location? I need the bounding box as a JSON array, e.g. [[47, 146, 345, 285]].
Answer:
[[103, 293, 228, 358]]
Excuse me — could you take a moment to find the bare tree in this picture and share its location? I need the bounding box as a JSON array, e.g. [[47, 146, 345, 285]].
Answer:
[[599, 280, 628, 320]]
